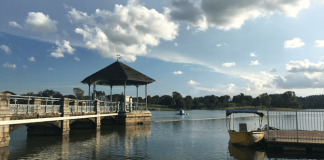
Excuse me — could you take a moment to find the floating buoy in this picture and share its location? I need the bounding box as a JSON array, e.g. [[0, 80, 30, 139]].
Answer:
[[165, 113, 167, 115]]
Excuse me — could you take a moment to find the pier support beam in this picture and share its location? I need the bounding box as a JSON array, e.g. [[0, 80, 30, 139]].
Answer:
[[61, 98, 70, 135], [94, 100, 101, 130], [0, 93, 11, 147]]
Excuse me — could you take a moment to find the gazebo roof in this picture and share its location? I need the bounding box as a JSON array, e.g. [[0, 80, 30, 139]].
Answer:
[[81, 61, 155, 86]]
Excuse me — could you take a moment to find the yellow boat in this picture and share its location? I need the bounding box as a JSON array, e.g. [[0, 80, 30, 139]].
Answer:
[[226, 110, 265, 147]]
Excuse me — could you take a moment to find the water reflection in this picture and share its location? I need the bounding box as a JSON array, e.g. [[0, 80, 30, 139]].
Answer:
[[227, 141, 265, 160]]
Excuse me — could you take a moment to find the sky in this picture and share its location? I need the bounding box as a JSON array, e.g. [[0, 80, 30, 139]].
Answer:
[[1, 0, 324, 98]]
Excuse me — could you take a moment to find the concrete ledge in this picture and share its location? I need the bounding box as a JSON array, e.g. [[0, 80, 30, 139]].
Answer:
[[82, 112, 96, 115], [118, 110, 152, 125]]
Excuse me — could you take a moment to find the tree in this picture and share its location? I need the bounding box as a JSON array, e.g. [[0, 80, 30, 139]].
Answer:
[[259, 93, 271, 110], [38, 89, 56, 97], [184, 95, 193, 109], [96, 91, 105, 98], [152, 95, 160, 104], [207, 95, 218, 109], [3, 91, 16, 95], [282, 91, 296, 108], [175, 98, 186, 109], [73, 88, 85, 100], [172, 91, 185, 109], [147, 95, 152, 104], [219, 95, 230, 109], [192, 98, 201, 109], [159, 95, 173, 107], [243, 95, 253, 106], [65, 95, 76, 99], [253, 97, 261, 108]]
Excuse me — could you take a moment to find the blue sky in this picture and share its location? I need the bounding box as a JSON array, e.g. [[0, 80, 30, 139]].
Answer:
[[1, 0, 324, 98]]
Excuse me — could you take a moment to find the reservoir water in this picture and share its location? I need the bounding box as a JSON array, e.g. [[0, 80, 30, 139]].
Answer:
[[5, 110, 321, 159]]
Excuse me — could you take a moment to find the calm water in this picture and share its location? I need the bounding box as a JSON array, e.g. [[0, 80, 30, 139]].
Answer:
[[5, 110, 321, 159]]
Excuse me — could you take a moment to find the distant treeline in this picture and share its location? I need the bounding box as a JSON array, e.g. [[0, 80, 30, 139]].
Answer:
[[4, 89, 324, 109]]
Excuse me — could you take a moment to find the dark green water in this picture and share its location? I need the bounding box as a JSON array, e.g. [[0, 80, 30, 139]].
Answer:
[[5, 110, 322, 159]]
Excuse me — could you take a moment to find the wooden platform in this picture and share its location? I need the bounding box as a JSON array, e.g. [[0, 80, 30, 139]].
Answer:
[[264, 130, 324, 152]]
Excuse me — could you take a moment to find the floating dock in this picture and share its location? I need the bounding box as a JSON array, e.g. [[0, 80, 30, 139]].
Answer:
[[264, 108, 324, 154]]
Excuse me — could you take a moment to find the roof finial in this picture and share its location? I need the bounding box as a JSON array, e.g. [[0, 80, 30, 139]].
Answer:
[[116, 54, 120, 61]]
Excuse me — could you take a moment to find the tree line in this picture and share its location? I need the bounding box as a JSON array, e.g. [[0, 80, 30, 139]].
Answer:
[[4, 88, 324, 109]]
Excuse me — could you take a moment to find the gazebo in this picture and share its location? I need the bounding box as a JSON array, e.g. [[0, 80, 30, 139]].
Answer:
[[81, 60, 155, 111]]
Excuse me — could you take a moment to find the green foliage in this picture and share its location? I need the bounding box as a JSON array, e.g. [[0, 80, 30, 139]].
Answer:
[[73, 88, 84, 100]]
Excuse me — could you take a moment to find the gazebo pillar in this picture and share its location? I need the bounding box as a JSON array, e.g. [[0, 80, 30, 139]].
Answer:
[[124, 82, 126, 112], [110, 85, 113, 112], [93, 83, 97, 100], [145, 83, 147, 110], [88, 84, 91, 100], [136, 85, 138, 110]]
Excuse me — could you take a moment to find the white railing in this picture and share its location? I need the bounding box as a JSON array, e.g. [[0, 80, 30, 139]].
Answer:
[[68, 100, 95, 113], [9, 95, 147, 115], [9, 104, 61, 114], [10, 95, 61, 114], [10, 104, 34, 114], [133, 102, 146, 111]]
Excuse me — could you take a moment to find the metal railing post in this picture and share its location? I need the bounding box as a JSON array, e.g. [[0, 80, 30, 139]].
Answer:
[[27, 96, 30, 114], [267, 107, 270, 140], [296, 108, 299, 143]]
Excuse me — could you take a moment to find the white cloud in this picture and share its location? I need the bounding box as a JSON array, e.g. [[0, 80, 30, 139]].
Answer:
[[63, 3, 69, 9], [175, 43, 178, 46], [250, 52, 256, 57], [217, 44, 222, 47], [284, 38, 305, 48], [169, 0, 309, 31], [8, 21, 22, 29], [28, 57, 36, 62], [173, 71, 183, 74], [222, 62, 235, 67], [227, 84, 235, 90], [147, 50, 224, 73], [0, 45, 11, 54], [273, 72, 324, 89], [23, 65, 27, 69], [68, 8, 96, 24], [26, 12, 58, 33], [250, 60, 260, 65], [51, 52, 64, 58], [3, 63, 16, 69], [75, 57, 80, 61], [241, 71, 274, 90], [269, 68, 276, 73], [188, 80, 200, 85], [286, 59, 324, 73], [48, 68, 54, 70], [246, 87, 251, 91], [73, 1, 179, 62], [314, 40, 324, 47], [50, 40, 75, 58]]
